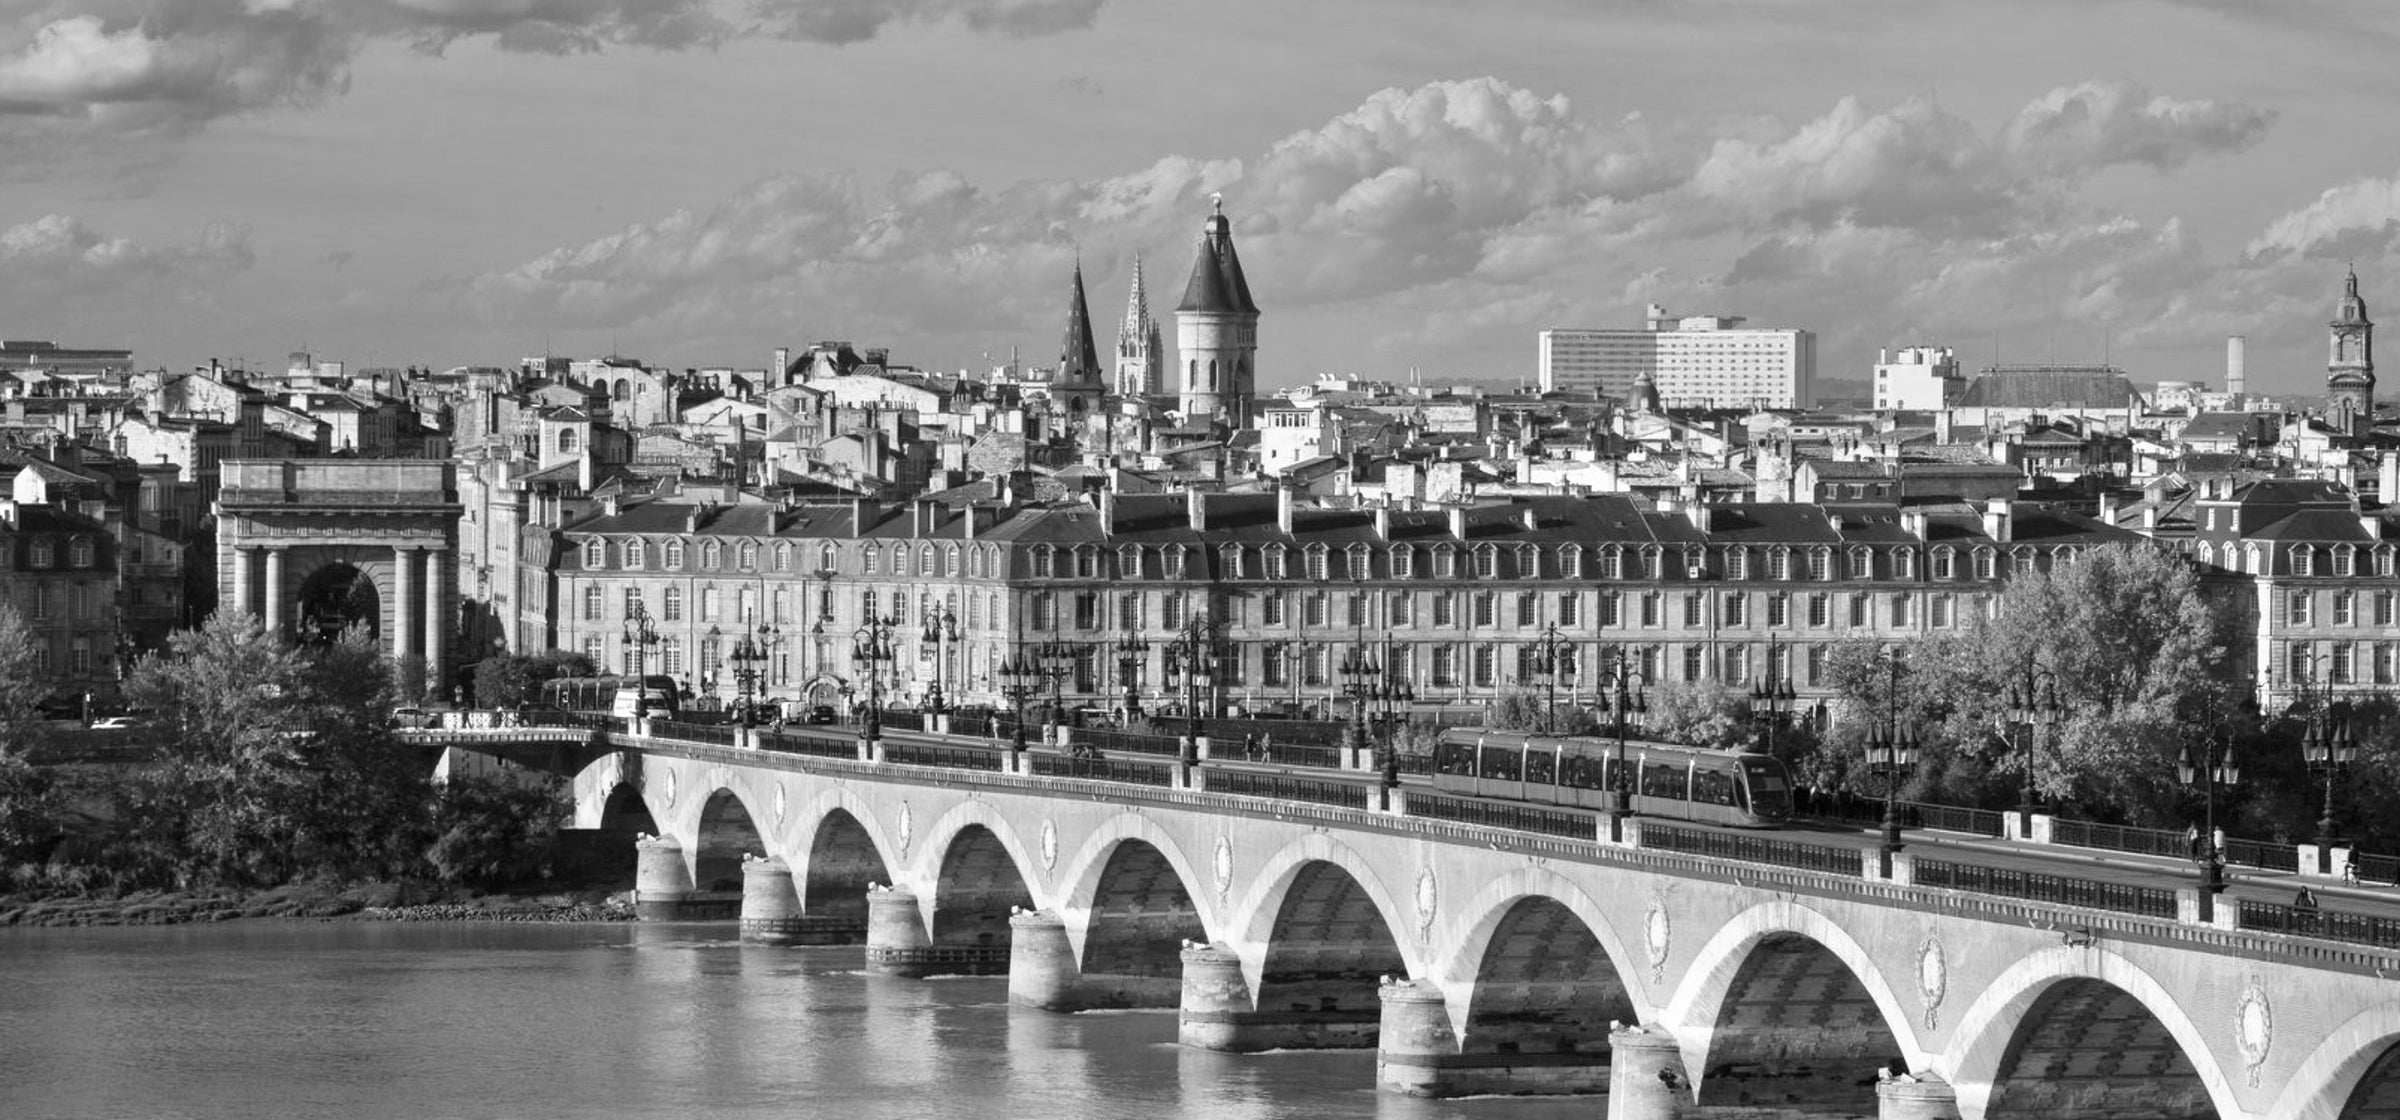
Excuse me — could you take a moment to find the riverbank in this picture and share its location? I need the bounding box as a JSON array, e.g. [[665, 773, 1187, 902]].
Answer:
[[0, 881, 637, 928]]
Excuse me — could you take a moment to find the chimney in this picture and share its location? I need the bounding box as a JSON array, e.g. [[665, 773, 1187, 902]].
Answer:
[[1685, 500, 1712, 533], [1277, 486, 1295, 535], [685, 504, 705, 533], [2142, 504, 2159, 531], [602, 493, 621, 518], [1447, 505, 1467, 541], [1982, 497, 2013, 544], [1935, 409, 1953, 445], [2361, 515, 2382, 542], [1521, 507, 1540, 531], [854, 497, 876, 534], [1188, 489, 1207, 532], [1099, 488, 1117, 536], [2097, 492, 2119, 527], [1375, 505, 1391, 540], [1900, 509, 1928, 541]]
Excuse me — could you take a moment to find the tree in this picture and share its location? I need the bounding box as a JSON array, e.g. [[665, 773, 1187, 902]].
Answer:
[[426, 775, 568, 887], [1641, 680, 1750, 750], [0, 601, 58, 862], [473, 650, 597, 709], [1488, 689, 1598, 734]]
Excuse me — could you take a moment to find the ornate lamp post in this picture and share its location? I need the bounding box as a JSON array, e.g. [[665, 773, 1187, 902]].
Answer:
[[1115, 634, 1149, 721], [1526, 622, 1571, 733], [1865, 649, 1920, 876], [2179, 720, 2243, 923], [2299, 666, 2357, 873], [1596, 647, 1647, 843], [1369, 637, 1416, 797], [1165, 611, 1220, 773], [1749, 636, 1796, 756], [1039, 640, 1074, 726], [922, 601, 958, 719], [622, 599, 660, 719], [852, 608, 901, 745], [997, 648, 1040, 762], [2005, 663, 2063, 837], [728, 624, 777, 728], [1338, 637, 1381, 766]]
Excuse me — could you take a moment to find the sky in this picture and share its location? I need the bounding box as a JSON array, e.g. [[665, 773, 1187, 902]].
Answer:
[[3, 0, 2400, 397]]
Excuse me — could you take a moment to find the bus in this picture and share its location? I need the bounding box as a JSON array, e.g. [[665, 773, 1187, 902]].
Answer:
[[539, 675, 681, 719]]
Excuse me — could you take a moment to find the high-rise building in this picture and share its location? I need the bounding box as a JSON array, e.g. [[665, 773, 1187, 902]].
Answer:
[[1114, 253, 1162, 399], [1872, 346, 1961, 411], [1538, 304, 1815, 408], [1175, 196, 1259, 425]]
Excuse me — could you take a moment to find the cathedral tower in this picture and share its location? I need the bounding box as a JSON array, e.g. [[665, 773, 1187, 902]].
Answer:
[[1053, 259, 1105, 417], [2329, 267, 2375, 434], [1115, 252, 1163, 398], [1174, 195, 1259, 425]]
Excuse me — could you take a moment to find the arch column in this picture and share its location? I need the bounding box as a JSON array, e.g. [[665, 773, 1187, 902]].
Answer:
[[231, 547, 256, 618], [422, 547, 445, 695], [392, 545, 416, 669], [261, 548, 285, 639]]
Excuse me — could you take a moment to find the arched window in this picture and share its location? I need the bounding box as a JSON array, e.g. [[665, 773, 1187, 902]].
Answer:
[[584, 539, 606, 569], [700, 540, 721, 570], [69, 538, 93, 568], [920, 543, 936, 574], [737, 541, 758, 571], [625, 539, 645, 569], [557, 427, 578, 455], [946, 544, 961, 577], [892, 546, 910, 578], [774, 543, 792, 572], [664, 540, 685, 569], [818, 542, 837, 572], [29, 540, 53, 568]]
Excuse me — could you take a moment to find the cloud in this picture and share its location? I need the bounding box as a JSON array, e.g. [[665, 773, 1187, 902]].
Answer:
[[0, 215, 255, 317], [2245, 172, 2400, 261], [0, 0, 1105, 145], [460, 76, 2328, 386]]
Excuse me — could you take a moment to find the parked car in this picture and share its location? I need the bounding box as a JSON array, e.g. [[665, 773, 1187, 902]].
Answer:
[[389, 706, 432, 729], [89, 716, 141, 730], [805, 705, 838, 725]]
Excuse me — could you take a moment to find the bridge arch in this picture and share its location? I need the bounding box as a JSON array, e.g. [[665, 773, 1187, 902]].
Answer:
[[1435, 870, 1643, 1073], [1663, 899, 1923, 1113], [1052, 826, 1209, 1004], [1230, 832, 1417, 1040], [1054, 813, 1218, 941], [927, 820, 1038, 960], [786, 787, 902, 920], [597, 782, 659, 835], [691, 788, 769, 892], [1944, 946, 2238, 1120], [1436, 866, 1646, 1009], [2269, 1000, 2400, 1120], [1231, 831, 1418, 977]]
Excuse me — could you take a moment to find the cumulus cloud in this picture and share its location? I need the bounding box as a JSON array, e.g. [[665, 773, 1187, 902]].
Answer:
[[0, 215, 255, 319], [0, 0, 1103, 142], [459, 75, 2328, 385], [2246, 173, 2400, 261]]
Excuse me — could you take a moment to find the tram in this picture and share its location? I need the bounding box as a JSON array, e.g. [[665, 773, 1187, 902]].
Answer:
[[1430, 727, 1794, 828], [538, 675, 681, 718]]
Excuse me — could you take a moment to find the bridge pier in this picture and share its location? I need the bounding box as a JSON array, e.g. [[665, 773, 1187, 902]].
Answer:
[[1177, 941, 1381, 1052], [633, 835, 693, 921], [864, 886, 933, 976], [1607, 1025, 1691, 1120], [1876, 1073, 1961, 1120], [1375, 979, 1611, 1097], [1008, 909, 1082, 1011], [739, 857, 803, 944]]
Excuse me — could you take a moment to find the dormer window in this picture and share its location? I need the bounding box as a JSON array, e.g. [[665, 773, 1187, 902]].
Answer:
[[1973, 548, 1997, 580], [1392, 546, 1416, 579], [69, 538, 94, 568], [1516, 545, 1539, 578], [700, 540, 721, 570], [1074, 546, 1099, 579], [1474, 546, 1498, 580], [1847, 547, 1873, 580], [1767, 547, 1791, 581], [1929, 547, 1953, 580], [1220, 544, 1245, 579], [1121, 544, 1144, 578], [1163, 545, 1187, 579], [1349, 545, 1372, 581], [29, 540, 53, 568], [774, 543, 793, 572], [1601, 546, 1623, 580], [1305, 545, 1329, 581], [818, 542, 837, 573], [1893, 549, 1916, 579], [2334, 546, 2356, 577], [946, 544, 962, 577], [1265, 545, 1287, 579], [664, 540, 686, 570], [1434, 545, 1457, 579], [1560, 545, 1582, 579], [1807, 547, 1831, 581], [626, 539, 647, 569], [1725, 548, 1749, 581], [1643, 547, 1665, 580], [2293, 546, 2314, 577], [737, 541, 758, 572], [584, 539, 606, 569], [1030, 545, 1053, 578]]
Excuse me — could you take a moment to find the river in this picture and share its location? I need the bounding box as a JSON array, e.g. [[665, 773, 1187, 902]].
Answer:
[[0, 922, 1600, 1120]]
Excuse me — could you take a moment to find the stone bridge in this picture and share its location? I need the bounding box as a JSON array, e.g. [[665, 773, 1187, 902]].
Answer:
[[508, 730, 2400, 1120]]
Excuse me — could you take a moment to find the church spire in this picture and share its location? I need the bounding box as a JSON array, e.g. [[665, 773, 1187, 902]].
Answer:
[[2329, 266, 2376, 435], [1115, 252, 1161, 397], [1058, 257, 1102, 391]]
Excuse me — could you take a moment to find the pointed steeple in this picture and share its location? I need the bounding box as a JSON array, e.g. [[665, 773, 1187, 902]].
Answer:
[[1058, 258, 1101, 391], [1115, 252, 1162, 397]]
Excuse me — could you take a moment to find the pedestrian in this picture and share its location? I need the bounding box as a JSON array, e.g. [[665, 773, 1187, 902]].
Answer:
[[1243, 733, 1258, 761], [2185, 824, 2201, 861], [2295, 886, 2320, 910]]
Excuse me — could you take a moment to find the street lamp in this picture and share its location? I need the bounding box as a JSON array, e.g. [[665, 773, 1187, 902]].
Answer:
[[922, 601, 958, 718], [1527, 622, 1570, 734], [1749, 636, 1797, 756], [728, 624, 778, 728], [1339, 636, 1381, 765], [2179, 720, 2243, 923], [1865, 650, 1920, 876], [1165, 611, 1221, 773], [1596, 647, 1647, 843], [2299, 669, 2357, 872], [1368, 637, 1416, 797], [998, 635, 1042, 759], [622, 598, 661, 719], [853, 609, 901, 745], [1115, 634, 1149, 721], [1039, 640, 1074, 726], [2005, 664, 2063, 838]]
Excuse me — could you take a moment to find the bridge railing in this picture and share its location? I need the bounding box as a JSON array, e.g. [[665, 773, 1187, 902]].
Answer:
[[1206, 770, 1371, 810], [882, 741, 1005, 773], [2224, 837, 2303, 875], [756, 729, 861, 760], [1068, 726, 1185, 758], [2238, 900, 2400, 948], [2048, 819, 2193, 861], [1642, 822, 1861, 878], [1028, 754, 1175, 787], [2351, 852, 2400, 887], [650, 719, 739, 747], [1804, 798, 2003, 838], [1404, 792, 1595, 841], [1915, 858, 2179, 920]]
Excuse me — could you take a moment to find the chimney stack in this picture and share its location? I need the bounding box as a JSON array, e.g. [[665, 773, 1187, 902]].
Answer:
[[1277, 486, 1295, 535], [1374, 505, 1391, 540], [1188, 489, 1207, 532], [1982, 497, 2013, 544], [1447, 505, 1467, 541]]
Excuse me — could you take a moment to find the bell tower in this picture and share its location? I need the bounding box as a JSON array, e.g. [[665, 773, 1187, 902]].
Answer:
[[2329, 267, 2375, 434], [1174, 195, 1260, 426]]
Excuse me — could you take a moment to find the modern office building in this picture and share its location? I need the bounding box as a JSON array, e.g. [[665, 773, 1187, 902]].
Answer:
[[1872, 346, 1962, 410], [1538, 305, 1815, 408]]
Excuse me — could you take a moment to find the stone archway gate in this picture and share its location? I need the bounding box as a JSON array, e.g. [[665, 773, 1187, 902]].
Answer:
[[215, 460, 461, 690]]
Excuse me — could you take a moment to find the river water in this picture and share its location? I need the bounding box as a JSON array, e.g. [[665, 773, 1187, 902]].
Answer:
[[0, 922, 1598, 1120]]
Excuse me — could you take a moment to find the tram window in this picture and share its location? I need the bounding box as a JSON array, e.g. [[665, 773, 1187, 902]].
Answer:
[[1560, 754, 1605, 789], [1526, 751, 1557, 786], [1694, 769, 1733, 806], [1437, 743, 1476, 776], [1482, 747, 1522, 781], [1641, 763, 1688, 800]]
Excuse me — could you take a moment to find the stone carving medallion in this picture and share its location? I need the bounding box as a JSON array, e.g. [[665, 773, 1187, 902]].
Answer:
[[1917, 936, 1948, 1029], [2237, 978, 2272, 1085], [1040, 819, 1059, 874], [1414, 867, 1438, 941], [1643, 900, 1671, 984], [661, 767, 677, 809], [1212, 835, 1234, 900], [897, 801, 914, 859], [772, 783, 787, 830]]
